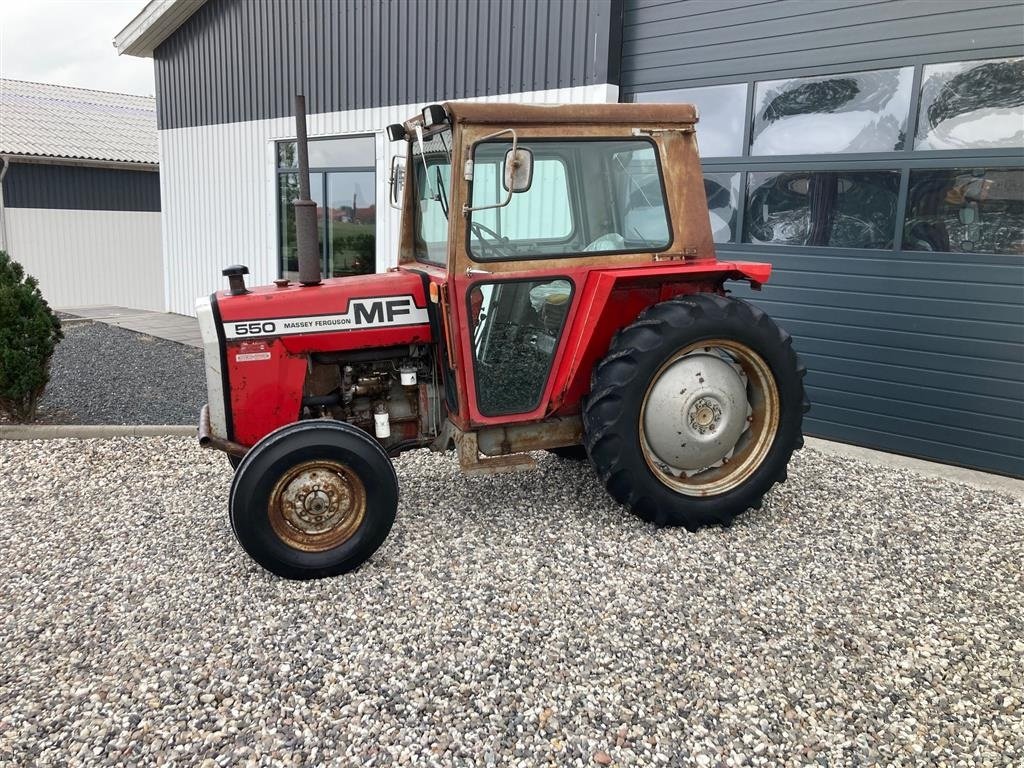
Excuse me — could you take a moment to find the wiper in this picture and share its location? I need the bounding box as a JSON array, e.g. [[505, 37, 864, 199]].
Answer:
[[435, 166, 449, 220]]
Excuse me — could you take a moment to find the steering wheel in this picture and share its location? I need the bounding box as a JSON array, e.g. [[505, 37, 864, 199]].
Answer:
[[469, 221, 514, 259]]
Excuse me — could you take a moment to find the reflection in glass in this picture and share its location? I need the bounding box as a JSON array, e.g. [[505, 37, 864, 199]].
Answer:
[[904, 168, 1024, 255], [278, 135, 376, 169], [327, 172, 376, 276], [635, 83, 748, 157], [704, 172, 741, 242], [751, 68, 913, 155], [470, 279, 572, 415], [745, 170, 900, 249], [915, 58, 1024, 150], [469, 140, 672, 259]]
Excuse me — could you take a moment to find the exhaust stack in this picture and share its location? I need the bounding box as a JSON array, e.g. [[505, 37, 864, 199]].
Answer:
[[293, 94, 321, 286]]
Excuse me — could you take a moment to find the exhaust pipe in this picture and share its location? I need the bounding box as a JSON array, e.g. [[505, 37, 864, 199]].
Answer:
[[293, 94, 321, 286]]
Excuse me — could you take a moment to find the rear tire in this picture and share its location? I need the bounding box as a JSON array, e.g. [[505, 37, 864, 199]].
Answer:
[[583, 293, 808, 529], [229, 421, 398, 579]]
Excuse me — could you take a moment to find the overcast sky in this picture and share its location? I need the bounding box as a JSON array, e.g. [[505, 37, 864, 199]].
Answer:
[[0, 0, 154, 96]]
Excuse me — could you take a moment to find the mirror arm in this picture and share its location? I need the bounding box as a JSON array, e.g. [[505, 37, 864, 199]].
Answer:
[[462, 128, 518, 216], [387, 153, 405, 211]]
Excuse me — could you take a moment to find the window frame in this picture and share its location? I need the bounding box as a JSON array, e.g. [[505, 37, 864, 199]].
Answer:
[[464, 275, 576, 417], [630, 49, 1024, 256], [275, 133, 377, 278], [465, 136, 675, 263]]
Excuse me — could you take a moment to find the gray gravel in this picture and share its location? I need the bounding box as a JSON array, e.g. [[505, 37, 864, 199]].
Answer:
[[1, 438, 1021, 767], [27, 321, 205, 425]]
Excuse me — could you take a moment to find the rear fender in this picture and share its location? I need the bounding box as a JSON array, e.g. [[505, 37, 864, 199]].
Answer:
[[547, 261, 771, 414]]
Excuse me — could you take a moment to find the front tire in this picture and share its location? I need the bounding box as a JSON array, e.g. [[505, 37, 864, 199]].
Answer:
[[583, 293, 808, 529], [229, 421, 398, 579]]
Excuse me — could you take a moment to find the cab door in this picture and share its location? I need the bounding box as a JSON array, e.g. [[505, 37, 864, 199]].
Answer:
[[451, 142, 581, 426]]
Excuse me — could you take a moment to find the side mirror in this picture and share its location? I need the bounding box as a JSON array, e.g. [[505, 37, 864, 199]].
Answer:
[[503, 147, 533, 193], [388, 154, 405, 210]]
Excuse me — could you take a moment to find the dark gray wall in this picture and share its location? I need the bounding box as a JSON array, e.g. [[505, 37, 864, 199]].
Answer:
[[621, 0, 1024, 93], [622, 0, 1024, 476], [3, 163, 161, 212], [154, 0, 623, 130]]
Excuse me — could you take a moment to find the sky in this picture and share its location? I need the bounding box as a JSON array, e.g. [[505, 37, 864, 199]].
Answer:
[[0, 0, 154, 96]]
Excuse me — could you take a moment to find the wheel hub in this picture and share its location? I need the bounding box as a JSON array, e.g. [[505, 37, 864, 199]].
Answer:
[[269, 461, 366, 551], [642, 350, 752, 477]]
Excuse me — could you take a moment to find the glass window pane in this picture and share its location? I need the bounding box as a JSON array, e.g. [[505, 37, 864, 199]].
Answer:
[[470, 279, 573, 415], [704, 172, 741, 243], [469, 140, 671, 260], [635, 83, 747, 157], [751, 68, 913, 155], [413, 128, 453, 265], [327, 171, 376, 276], [278, 172, 324, 279], [905, 168, 1024, 255], [744, 170, 900, 249], [277, 135, 376, 169], [915, 58, 1024, 150]]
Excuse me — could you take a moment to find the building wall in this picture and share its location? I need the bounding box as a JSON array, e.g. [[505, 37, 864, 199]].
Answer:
[[151, 0, 623, 316], [154, 0, 622, 130], [156, 83, 617, 317], [622, 0, 1024, 476], [2, 162, 164, 311]]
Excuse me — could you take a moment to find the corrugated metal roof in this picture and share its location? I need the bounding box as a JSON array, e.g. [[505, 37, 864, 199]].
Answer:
[[0, 79, 158, 165]]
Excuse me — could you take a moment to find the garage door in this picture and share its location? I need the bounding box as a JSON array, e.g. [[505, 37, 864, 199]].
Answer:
[[620, 0, 1024, 476]]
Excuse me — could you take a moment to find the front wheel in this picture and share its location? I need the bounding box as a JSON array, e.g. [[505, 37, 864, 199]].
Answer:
[[583, 293, 808, 529], [229, 421, 398, 579]]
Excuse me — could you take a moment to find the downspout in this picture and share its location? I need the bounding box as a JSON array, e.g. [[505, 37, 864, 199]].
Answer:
[[0, 155, 9, 252]]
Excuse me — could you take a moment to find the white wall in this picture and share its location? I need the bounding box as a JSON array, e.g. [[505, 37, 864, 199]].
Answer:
[[158, 83, 618, 316], [4, 208, 164, 311]]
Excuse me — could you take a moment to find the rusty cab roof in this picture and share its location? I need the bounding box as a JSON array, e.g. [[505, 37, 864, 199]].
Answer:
[[442, 101, 698, 127]]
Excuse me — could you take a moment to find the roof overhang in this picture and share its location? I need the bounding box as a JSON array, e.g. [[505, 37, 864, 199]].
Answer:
[[114, 0, 207, 58]]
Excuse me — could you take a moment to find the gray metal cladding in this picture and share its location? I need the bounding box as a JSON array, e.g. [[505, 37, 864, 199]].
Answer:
[[728, 247, 1023, 477], [154, 0, 623, 130], [621, 0, 1024, 92], [2, 163, 161, 212]]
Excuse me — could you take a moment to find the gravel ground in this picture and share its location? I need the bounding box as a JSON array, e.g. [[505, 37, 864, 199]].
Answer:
[[15, 321, 205, 425], [1, 438, 1021, 767]]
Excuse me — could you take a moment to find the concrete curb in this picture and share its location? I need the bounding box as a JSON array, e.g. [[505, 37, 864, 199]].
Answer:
[[0, 424, 196, 440], [805, 436, 1024, 501]]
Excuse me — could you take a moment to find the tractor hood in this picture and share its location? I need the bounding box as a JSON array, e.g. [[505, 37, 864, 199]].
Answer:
[[212, 269, 433, 353]]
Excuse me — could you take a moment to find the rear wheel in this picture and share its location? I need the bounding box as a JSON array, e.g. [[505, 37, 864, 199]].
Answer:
[[229, 421, 398, 579], [583, 293, 807, 529]]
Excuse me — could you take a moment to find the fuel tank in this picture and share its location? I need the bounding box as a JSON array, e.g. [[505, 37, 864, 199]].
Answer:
[[208, 270, 433, 446]]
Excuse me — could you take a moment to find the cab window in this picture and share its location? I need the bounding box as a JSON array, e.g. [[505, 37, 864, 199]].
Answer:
[[468, 139, 672, 260], [413, 128, 452, 265]]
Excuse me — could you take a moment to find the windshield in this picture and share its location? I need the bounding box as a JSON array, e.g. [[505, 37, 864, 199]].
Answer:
[[468, 139, 671, 260], [413, 127, 452, 265]]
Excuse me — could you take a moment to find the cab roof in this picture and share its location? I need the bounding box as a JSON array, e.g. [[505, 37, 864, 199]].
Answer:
[[442, 101, 698, 126]]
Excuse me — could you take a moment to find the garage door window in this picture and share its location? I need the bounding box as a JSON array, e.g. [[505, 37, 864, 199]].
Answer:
[[750, 67, 914, 155], [904, 168, 1024, 254], [745, 170, 900, 249], [915, 58, 1024, 150], [635, 83, 747, 158]]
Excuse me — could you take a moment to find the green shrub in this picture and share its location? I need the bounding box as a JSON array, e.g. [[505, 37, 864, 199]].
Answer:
[[0, 251, 63, 422]]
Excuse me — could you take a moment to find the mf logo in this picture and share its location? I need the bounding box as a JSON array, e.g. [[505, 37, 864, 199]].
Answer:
[[352, 297, 413, 325]]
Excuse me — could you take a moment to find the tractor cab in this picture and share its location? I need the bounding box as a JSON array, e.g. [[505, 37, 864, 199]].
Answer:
[[385, 102, 767, 441]]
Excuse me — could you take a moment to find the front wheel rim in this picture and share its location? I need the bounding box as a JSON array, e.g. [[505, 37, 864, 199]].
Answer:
[[639, 339, 780, 497], [268, 460, 367, 551]]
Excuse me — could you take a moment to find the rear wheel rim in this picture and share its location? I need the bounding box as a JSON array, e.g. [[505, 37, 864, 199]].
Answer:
[[639, 339, 780, 497], [268, 460, 367, 551]]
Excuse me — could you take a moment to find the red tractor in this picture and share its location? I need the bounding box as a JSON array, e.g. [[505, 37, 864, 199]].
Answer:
[[197, 98, 808, 579]]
